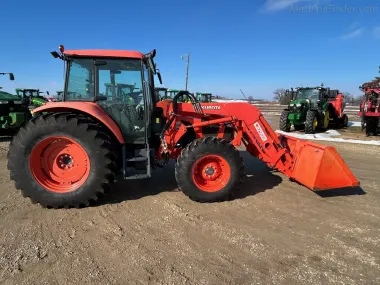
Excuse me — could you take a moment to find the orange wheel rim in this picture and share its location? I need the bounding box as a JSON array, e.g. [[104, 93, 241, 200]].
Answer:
[[191, 155, 231, 192], [29, 136, 90, 193]]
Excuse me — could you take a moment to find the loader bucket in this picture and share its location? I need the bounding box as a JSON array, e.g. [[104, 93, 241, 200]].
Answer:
[[281, 135, 360, 191]]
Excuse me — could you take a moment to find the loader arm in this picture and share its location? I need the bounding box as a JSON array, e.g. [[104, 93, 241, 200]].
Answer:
[[156, 100, 360, 191]]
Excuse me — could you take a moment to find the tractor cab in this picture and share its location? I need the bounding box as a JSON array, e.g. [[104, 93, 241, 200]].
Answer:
[[195, 92, 212, 103], [15, 88, 48, 107], [154, 87, 168, 101], [166, 89, 189, 102], [48, 46, 162, 146], [293, 86, 330, 104]]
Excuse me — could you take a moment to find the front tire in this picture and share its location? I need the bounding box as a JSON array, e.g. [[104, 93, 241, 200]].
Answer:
[[7, 114, 117, 208], [175, 137, 244, 202], [280, 110, 291, 132], [305, 110, 318, 134]]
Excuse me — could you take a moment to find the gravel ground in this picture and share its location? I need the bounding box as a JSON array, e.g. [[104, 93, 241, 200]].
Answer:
[[0, 119, 379, 285]]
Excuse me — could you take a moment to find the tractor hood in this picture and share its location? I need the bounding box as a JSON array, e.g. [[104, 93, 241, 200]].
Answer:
[[0, 91, 22, 101], [289, 98, 309, 106]]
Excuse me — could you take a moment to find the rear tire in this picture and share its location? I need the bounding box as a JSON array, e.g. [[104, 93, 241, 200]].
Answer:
[[280, 110, 291, 132], [342, 113, 348, 128], [305, 110, 318, 134], [175, 137, 244, 202], [7, 113, 118, 208]]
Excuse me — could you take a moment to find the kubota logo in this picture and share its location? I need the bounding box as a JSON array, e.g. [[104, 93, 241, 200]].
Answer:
[[201, 105, 221, 110], [254, 122, 267, 142]]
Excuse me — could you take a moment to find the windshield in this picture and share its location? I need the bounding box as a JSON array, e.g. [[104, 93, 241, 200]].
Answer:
[[65, 58, 143, 103], [104, 84, 135, 99], [66, 58, 94, 100], [158, 90, 167, 99], [98, 59, 142, 105], [297, 89, 319, 101]]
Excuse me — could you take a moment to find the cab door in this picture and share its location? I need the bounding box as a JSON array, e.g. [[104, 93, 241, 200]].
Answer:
[[96, 59, 146, 144]]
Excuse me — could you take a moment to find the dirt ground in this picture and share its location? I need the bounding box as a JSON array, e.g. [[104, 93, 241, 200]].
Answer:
[[0, 122, 380, 284]]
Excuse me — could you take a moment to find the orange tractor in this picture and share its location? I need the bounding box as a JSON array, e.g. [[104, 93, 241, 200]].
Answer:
[[7, 46, 360, 208]]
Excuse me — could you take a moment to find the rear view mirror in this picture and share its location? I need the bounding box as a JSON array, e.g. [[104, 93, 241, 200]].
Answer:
[[157, 71, 162, 85], [9, 73, 14, 80]]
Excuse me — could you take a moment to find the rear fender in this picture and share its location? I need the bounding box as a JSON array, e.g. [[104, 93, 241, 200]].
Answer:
[[32, 102, 125, 144]]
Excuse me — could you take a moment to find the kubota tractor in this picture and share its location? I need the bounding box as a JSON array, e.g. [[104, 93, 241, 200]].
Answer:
[[359, 79, 380, 136], [7, 46, 360, 208], [280, 85, 348, 134]]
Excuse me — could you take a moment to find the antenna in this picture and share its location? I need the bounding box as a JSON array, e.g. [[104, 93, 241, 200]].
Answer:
[[239, 89, 248, 100]]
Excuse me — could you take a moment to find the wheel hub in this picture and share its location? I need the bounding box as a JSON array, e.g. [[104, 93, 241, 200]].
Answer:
[[205, 166, 215, 176], [29, 136, 90, 193], [191, 155, 231, 192], [58, 154, 74, 169]]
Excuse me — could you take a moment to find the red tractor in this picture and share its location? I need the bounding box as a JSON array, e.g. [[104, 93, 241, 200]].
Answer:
[[359, 78, 380, 136], [7, 46, 360, 208]]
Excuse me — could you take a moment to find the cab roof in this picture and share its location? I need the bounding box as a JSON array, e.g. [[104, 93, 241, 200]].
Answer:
[[63, 50, 144, 59]]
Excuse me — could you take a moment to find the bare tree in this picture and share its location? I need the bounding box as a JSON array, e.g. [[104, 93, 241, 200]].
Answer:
[[273, 88, 292, 104], [273, 88, 286, 101], [343, 92, 354, 103]]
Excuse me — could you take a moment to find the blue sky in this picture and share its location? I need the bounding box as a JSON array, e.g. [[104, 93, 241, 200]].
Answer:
[[0, 0, 379, 99]]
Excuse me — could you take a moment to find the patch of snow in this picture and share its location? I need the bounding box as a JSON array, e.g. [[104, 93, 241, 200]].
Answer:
[[261, 112, 282, 116], [348, 121, 362, 127], [275, 130, 380, 145], [214, 99, 248, 103]]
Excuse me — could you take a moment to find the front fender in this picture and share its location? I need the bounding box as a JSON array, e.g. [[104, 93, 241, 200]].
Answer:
[[33, 102, 125, 144]]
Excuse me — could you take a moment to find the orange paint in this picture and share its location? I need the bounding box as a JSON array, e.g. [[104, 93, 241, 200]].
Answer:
[[63, 50, 144, 59], [191, 155, 231, 192], [29, 136, 91, 193]]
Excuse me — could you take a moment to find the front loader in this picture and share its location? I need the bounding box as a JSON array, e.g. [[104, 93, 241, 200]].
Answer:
[[7, 46, 359, 208]]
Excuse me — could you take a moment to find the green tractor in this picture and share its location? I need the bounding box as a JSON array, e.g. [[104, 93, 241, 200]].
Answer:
[[15, 88, 49, 108], [0, 73, 30, 130], [280, 85, 348, 134], [167, 89, 193, 102], [195, 92, 213, 103], [154, 87, 168, 101], [102, 83, 141, 104]]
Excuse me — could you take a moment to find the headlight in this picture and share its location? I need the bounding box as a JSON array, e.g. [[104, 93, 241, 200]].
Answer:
[[296, 103, 301, 107], [0, 101, 9, 104], [14, 101, 23, 104]]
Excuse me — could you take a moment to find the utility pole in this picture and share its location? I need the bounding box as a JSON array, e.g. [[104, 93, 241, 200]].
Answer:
[[181, 53, 190, 91]]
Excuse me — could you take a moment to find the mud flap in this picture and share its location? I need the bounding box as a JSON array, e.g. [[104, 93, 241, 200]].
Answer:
[[280, 135, 360, 191]]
